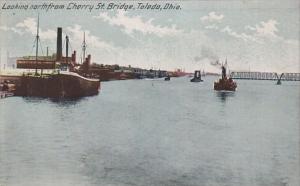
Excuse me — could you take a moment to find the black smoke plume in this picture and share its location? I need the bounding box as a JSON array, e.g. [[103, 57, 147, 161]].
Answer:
[[193, 46, 221, 67]]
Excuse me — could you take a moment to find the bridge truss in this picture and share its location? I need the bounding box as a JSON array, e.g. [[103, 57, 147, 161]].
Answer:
[[229, 72, 300, 81]]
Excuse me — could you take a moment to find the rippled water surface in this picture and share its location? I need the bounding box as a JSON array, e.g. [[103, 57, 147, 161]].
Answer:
[[0, 76, 299, 186]]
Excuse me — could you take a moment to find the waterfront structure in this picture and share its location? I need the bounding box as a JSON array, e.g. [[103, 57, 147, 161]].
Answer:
[[190, 70, 203, 82]]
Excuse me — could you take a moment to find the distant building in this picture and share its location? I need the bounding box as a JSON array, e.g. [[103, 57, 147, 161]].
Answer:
[[1, 52, 19, 69], [7, 56, 19, 69]]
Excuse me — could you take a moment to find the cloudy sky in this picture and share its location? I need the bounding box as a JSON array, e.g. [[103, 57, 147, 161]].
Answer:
[[0, 0, 299, 72]]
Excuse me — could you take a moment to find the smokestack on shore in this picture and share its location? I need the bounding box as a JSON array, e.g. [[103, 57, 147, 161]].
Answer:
[[66, 35, 69, 63], [56, 27, 62, 61]]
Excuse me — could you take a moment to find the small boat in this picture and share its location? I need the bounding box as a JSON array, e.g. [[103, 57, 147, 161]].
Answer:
[[164, 74, 170, 81], [190, 70, 203, 82], [214, 77, 237, 91], [214, 64, 237, 91]]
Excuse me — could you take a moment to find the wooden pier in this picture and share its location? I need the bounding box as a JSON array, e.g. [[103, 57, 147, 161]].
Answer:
[[0, 91, 14, 99]]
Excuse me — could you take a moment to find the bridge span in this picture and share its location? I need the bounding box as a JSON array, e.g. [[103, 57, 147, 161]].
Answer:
[[229, 72, 300, 81]]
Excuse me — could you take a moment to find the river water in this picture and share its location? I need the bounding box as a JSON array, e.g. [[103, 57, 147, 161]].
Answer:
[[0, 76, 299, 186]]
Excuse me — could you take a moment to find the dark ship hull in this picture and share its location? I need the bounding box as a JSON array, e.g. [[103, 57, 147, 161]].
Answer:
[[214, 78, 237, 91], [190, 70, 203, 82], [190, 78, 203, 82], [15, 72, 100, 98]]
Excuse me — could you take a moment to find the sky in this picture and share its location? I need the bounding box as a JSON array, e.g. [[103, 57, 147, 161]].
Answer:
[[0, 0, 299, 73]]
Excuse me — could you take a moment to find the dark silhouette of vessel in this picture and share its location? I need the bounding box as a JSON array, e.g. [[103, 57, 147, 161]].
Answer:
[[14, 15, 100, 98], [190, 70, 203, 82], [16, 72, 99, 98], [164, 73, 170, 81], [214, 63, 237, 91]]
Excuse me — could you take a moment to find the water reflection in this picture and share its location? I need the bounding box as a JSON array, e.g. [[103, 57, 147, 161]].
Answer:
[[50, 97, 85, 103], [22, 96, 86, 107], [215, 91, 235, 102]]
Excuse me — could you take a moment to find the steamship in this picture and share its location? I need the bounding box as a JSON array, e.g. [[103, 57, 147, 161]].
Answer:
[[15, 16, 100, 98], [214, 61, 237, 91]]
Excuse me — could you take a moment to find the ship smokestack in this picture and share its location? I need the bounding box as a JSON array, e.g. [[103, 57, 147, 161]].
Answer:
[[71, 51, 76, 63], [56, 27, 62, 61], [87, 54, 91, 67]]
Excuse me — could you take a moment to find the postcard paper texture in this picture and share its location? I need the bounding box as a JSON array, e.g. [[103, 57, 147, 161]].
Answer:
[[0, 0, 299, 186]]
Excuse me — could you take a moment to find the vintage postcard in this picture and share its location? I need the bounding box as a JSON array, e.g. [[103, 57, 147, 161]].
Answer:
[[0, 0, 299, 186]]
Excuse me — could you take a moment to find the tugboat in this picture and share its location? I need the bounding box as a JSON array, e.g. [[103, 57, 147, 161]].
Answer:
[[214, 64, 237, 91], [190, 70, 203, 82]]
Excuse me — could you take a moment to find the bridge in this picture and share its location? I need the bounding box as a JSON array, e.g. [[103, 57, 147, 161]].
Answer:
[[229, 71, 300, 83]]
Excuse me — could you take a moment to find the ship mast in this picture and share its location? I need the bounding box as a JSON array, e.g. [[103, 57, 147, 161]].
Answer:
[[35, 13, 40, 75]]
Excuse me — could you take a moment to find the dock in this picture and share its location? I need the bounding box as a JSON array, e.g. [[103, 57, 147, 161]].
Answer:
[[0, 91, 14, 99]]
